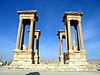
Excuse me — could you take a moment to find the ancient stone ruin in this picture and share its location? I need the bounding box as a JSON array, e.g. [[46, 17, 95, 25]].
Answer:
[[57, 12, 87, 65], [6, 10, 96, 71], [12, 10, 40, 65]]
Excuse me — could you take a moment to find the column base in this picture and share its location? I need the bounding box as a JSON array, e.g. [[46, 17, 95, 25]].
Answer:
[[69, 49, 74, 53], [12, 49, 34, 65], [34, 55, 39, 64], [59, 55, 64, 64]]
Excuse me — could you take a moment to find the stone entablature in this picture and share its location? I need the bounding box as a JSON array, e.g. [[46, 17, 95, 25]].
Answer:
[[17, 10, 38, 21], [62, 12, 83, 22]]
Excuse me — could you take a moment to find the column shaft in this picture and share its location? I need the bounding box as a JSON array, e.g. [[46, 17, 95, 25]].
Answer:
[[36, 38, 39, 51], [59, 36, 64, 64], [64, 24, 68, 52], [21, 25, 25, 50], [67, 20, 72, 50], [35, 37, 39, 64], [74, 26, 80, 50], [16, 20, 22, 49], [59, 37, 63, 56], [35, 38, 39, 56], [28, 19, 35, 50], [78, 21, 84, 49]]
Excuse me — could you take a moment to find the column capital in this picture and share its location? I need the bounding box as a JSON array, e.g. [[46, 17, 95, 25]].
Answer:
[[67, 20, 71, 26], [78, 20, 82, 24], [19, 18, 23, 21], [67, 20, 70, 22], [60, 35, 62, 40], [36, 35, 39, 39], [30, 19, 36, 22]]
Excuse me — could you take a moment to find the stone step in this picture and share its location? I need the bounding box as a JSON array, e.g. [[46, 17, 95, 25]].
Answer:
[[5, 63, 96, 71]]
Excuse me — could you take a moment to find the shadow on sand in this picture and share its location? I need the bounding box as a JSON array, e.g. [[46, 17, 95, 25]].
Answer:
[[26, 72, 40, 75]]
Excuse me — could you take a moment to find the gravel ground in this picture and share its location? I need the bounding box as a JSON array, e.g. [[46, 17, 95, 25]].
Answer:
[[0, 66, 100, 75]]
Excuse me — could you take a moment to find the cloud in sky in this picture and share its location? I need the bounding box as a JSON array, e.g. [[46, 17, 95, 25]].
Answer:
[[0, 0, 100, 60], [83, 16, 100, 40]]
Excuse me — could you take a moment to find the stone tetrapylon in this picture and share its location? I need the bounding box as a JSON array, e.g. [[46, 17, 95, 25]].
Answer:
[[58, 12, 87, 65], [12, 10, 41, 64]]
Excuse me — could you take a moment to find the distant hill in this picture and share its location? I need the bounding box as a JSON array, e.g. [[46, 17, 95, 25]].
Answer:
[[87, 59, 100, 65]]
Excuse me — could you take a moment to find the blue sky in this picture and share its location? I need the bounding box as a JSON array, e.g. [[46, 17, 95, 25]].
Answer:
[[0, 0, 100, 60]]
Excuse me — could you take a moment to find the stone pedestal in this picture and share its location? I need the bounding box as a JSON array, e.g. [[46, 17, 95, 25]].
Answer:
[[12, 49, 34, 64], [68, 50, 87, 65], [59, 55, 64, 64], [34, 55, 39, 64]]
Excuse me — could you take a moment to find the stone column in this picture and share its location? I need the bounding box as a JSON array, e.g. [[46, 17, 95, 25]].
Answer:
[[21, 24, 25, 50], [78, 21, 84, 49], [28, 19, 35, 50], [74, 25, 79, 51], [34, 36, 39, 64], [64, 22, 68, 52], [59, 35, 64, 64], [67, 20, 72, 52], [16, 19, 23, 49]]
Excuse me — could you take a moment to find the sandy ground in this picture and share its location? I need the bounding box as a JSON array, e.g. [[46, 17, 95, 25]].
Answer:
[[0, 66, 100, 75]]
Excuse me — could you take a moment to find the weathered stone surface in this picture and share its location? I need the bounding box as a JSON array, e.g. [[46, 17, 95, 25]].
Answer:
[[6, 63, 96, 71], [0, 61, 3, 66], [7, 11, 96, 71], [13, 49, 34, 64]]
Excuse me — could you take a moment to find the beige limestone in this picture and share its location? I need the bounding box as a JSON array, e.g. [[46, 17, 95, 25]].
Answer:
[[0, 61, 3, 66], [78, 21, 84, 49], [28, 19, 35, 50], [34, 30, 41, 64], [13, 10, 38, 65], [15, 20, 22, 49], [57, 30, 65, 64], [7, 11, 96, 71], [61, 12, 87, 65]]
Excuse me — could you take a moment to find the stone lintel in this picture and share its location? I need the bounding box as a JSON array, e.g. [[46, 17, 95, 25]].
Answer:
[[57, 30, 65, 38], [17, 10, 38, 21], [17, 10, 37, 14], [62, 12, 83, 22]]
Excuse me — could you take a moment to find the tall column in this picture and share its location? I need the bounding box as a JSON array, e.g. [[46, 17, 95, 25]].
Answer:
[[28, 19, 35, 50], [78, 21, 84, 49], [64, 22, 68, 52], [34, 36, 39, 64], [74, 25, 79, 51], [16, 19, 23, 49], [59, 36, 64, 64], [67, 20, 72, 52], [21, 24, 25, 50]]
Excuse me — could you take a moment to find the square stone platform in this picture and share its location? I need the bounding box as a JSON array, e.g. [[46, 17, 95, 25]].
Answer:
[[68, 50, 87, 65], [12, 49, 34, 64], [5, 63, 96, 71]]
